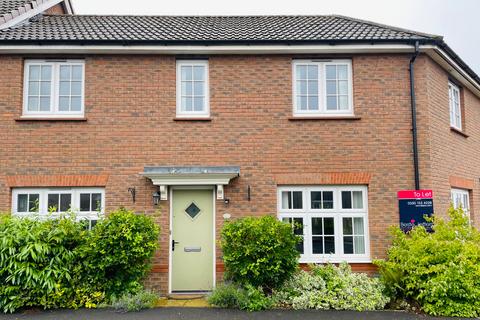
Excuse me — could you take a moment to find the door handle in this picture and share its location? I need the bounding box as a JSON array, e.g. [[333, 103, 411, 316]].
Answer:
[[172, 240, 180, 251]]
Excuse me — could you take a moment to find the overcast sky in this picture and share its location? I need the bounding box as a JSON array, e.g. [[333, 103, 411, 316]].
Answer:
[[74, 0, 479, 74]]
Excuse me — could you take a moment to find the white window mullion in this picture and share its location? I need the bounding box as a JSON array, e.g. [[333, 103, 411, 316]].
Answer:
[[53, 64, 59, 114], [336, 213, 343, 257], [319, 62, 326, 114]]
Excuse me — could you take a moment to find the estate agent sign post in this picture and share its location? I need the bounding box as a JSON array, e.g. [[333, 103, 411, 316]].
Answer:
[[398, 190, 434, 233]]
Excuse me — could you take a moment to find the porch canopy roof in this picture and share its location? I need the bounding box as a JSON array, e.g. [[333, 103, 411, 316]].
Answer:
[[141, 166, 240, 186]]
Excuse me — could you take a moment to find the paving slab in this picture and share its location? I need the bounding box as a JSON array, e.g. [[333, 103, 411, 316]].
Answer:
[[0, 307, 469, 320]]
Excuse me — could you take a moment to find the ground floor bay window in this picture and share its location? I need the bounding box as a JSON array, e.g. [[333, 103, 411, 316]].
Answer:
[[277, 185, 370, 263], [11, 187, 105, 229]]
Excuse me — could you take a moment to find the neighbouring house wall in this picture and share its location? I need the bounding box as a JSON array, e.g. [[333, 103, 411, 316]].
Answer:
[[0, 53, 445, 293], [422, 57, 480, 228], [44, 3, 68, 15]]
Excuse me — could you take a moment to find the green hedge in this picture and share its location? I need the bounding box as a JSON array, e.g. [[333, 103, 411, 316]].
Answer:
[[0, 208, 159, 313], [376, 207, 480, 317], [220, 216, 300, 290]]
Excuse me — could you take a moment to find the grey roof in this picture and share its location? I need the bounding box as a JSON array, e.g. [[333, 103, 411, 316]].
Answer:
[[0, 14, 477, 86], [0, 14, 439, 43], [143, 166, 240, 176], [0, 0, 31, 15]]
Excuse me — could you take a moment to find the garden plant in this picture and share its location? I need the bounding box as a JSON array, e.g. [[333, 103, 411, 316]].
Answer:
[[0, 208, 159, 313]]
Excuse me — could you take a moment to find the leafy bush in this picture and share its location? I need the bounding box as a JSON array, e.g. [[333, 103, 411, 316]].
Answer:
[[221, 216, 299, 290], [272, 263, 389, 311], [0, 209, 159, 313], [0, 214, 87, 313], [110, 289, 158, 312], [375, 207, 480, 317], [80, 208, 160, 298], [207, 283, 272, 311]]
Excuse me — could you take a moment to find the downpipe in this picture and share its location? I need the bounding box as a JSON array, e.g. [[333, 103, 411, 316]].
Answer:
[[409, 41, 421, 190]]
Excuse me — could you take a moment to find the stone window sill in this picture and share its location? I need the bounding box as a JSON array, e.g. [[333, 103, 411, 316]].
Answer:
[[288, 116, 361, 121], [15, 116, 87, 122], [173, 117, 212, 121], [450, 127, 469, 138]]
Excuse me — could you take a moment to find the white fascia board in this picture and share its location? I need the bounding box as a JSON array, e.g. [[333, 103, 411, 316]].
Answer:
[[0, 43, 415, 55], [0, 0, 64, 30], [420, 45, 480, 97]]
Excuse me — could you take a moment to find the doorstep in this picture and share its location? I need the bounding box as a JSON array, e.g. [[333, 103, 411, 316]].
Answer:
[[156, 295, 210, 308]]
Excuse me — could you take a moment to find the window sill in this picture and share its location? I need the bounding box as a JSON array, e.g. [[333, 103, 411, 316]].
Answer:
[[289, 116, 361, 121], [174, 117, 212, 121], [299, 258, 371, 264], [15, 116, 87, 122], [450, 127, 469, 138]]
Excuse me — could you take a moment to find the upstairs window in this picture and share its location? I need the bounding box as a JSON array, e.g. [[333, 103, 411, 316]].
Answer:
[[23, 60, 85, 118], [176, 60, 209, 118], [448, 82, 462, 130], [293, 60, 353, 117]]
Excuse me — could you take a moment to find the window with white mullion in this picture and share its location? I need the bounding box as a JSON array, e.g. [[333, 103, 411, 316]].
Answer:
[[449, 82, 462, 130], [12, 188, 105, 228], [278, 185, 369, 262], [342, 216, 366, 255], [451, 188, 470, 217], [325, 63, 351, 113], [295, 63, 320, 112], [310, 215, 336, 256], [15, 191, 40, 214], [26, 63, 54, 113], [281, 215, 306, 254], [58, 64, 84, 113], [177, 60, 209, 117], [23, 60, 84, 117], [47, 190, 73, 213], [293, 60, 353, 116]]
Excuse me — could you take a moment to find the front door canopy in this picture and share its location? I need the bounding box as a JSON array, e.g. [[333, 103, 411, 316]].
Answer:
[[141, 166, 240, 200]]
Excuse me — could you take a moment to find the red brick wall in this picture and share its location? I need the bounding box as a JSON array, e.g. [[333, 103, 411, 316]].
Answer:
[[1, 53, 476, 293], [44, 2, 67, 15], [419, 57, 480, 228]]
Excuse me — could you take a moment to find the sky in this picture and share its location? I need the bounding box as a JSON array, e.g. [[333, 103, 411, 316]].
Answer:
[[74, 0, 479, 75]]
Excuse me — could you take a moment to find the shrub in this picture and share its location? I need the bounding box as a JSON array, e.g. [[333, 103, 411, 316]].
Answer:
[[80, 208, 160, 298], [110, 289, 158, 312], [375, 207, 480, 317], [272, 263, 389, 311], [0, 209, 159, 313], [220, 216, 299, 290], [207, 283, 272, 311], [0, 214, 87, 313]]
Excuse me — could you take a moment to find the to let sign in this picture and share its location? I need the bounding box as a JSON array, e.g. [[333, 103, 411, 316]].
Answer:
[[398, 190, 434, 233]]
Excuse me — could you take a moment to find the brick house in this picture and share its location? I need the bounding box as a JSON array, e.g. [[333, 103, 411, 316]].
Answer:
[[0, 0, 479, 294]]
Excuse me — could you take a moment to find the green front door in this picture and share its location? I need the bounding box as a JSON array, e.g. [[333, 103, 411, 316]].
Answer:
[[171, 189, 214, 292]]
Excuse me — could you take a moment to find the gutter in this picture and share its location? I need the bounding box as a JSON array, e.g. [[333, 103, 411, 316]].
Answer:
[[409, 41, 420, 190]]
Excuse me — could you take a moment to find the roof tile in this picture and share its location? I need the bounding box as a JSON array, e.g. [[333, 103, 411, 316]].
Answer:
[[0, 14, 436, 43]]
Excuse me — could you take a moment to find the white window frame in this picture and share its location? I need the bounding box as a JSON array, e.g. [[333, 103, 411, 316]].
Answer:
[[451, 188, 470, 218], [292, 59, 354, 117], [278, 185, 370, 263], [448, 82, 462, 130], [23, 59, 85, 118], [176, 60, 210, 118], [12, 187, 105, 223]]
